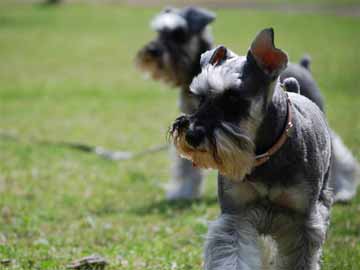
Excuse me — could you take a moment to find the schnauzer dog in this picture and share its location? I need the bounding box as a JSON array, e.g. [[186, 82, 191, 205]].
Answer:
[[170, 28, 333, 270], [137, 7, 358, 201], [136, 6, 216, 200]]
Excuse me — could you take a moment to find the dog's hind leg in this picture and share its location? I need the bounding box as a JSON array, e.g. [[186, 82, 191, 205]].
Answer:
[[330, 130, 360, 202], [204, 214, 263, 270], [166, 147, 203, 200]]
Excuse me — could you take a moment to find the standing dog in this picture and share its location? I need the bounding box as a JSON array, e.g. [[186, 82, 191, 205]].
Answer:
[[137, 7, 358, 201], [136, 6, 215, 199], [170, 28, 333, 270]]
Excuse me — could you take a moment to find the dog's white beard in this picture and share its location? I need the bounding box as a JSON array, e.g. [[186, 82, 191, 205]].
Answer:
[[173, 131, 218, 170], [173, 129, 255, 181], [214, 129, 255, 181]]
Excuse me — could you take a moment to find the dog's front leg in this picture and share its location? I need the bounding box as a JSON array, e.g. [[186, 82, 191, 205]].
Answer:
[[166, 90, 204, 200], [204, 214, 262, 270], [166, 147, 204, 200], [272, 203, 330, 270]]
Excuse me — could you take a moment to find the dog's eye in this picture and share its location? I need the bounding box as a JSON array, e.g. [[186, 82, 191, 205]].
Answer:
[[172, 28, 187, 43], [193, 93, 206, 104]]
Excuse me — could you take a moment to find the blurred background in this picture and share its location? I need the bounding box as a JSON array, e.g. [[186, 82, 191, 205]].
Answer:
[[0, 0, 359, 269]]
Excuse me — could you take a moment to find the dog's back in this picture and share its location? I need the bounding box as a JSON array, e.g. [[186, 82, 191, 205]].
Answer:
[[288, 91, 332, 191], [281, 60, 325, 112]]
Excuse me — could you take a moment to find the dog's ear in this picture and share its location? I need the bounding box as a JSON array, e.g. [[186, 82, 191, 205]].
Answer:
[[200, 46, 236, 67], [249, 28, 288, 77], [151, 7, 187, 32], [209, 45, 227, 66], [181, 7, 216, 33]]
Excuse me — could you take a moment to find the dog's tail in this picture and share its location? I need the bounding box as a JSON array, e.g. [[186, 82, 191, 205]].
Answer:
[[330, 130, 360, 203], [299, 54, 311, 71]]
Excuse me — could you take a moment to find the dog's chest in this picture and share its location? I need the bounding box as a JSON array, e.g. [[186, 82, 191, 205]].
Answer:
[[225, 180, 309, 212]]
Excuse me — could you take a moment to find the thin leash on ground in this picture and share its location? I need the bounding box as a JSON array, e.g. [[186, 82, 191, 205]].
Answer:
[[0, 130, 169, 161]]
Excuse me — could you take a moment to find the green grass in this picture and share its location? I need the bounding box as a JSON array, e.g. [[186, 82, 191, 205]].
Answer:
[[257, 0, 360, 4], [169, 0, 360, 5], [0, 3, 359, 270]]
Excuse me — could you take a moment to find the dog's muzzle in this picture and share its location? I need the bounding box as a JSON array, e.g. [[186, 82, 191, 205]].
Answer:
[[136, 41, 163, 67], [170, 115, 189, 134], [185, 126, 206, 148], [170, 116, 256, 181], [143, 41, 163, 58], [171, 116, 206, 149]]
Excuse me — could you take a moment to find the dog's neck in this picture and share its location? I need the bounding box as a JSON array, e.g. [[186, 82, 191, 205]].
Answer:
[[254, 84, 289, 156], [179, 39, 212, 114], [183, 37, 213, 89]]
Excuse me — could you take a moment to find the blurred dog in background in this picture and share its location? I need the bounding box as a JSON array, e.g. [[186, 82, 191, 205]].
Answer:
[[136, 6, 215, 200], [136, 7, 359, 202]]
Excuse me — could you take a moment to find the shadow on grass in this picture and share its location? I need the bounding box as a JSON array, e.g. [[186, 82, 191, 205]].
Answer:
[[129, 196, 218, 217]]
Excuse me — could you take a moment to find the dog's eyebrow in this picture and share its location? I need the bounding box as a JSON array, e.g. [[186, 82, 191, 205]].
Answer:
[[190, 65, 242, 96], [151, 12, 188, 32]]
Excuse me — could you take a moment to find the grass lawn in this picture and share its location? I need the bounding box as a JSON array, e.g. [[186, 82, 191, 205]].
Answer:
[[0, 3, 359, 270]]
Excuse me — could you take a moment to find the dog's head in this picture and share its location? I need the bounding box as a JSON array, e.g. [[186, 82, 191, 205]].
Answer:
[[136, 7, 215, 87], [170, 28, 288, 181]]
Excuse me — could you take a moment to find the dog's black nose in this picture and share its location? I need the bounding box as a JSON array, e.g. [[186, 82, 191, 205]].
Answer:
[[146, 43, 162, 57], [185, 126, 205, 148]]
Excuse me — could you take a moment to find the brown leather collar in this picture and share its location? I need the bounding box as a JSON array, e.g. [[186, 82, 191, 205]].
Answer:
[[254, 91, 293, 167]]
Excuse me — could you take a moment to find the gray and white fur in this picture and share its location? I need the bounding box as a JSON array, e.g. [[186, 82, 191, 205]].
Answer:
[[170, 28, 333, 269], [136, 6, 215, 200], [137, 7, 358, 202], [200, 47, 359, 203], [281, 59, 359, 202]]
